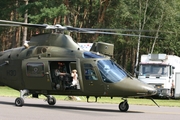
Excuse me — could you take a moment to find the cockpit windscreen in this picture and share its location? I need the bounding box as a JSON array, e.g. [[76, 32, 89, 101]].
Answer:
[[97, 60, 127, 83]]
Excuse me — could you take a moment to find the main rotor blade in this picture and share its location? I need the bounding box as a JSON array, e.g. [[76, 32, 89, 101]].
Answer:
[[79, 28, 157, 32], [0, 24, 21, 27], [66, 27, 156, 38], [0, 20, 47, 28], [0, 20, 70, 30], [73, 30, 156, 38]]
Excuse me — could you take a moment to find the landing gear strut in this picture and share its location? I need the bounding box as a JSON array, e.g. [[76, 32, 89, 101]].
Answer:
[[15, 89, 29, 107], [118, 99, 129, 112]]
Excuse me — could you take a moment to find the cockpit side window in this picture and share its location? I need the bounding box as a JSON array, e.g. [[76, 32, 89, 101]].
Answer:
[[84, 64, 98, 80]]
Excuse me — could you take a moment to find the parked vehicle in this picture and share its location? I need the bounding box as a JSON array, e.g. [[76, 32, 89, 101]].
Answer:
[[137, 54, 180, 98]]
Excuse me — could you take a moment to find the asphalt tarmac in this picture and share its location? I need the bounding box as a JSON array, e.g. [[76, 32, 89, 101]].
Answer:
[[0, 96, 180, 120]]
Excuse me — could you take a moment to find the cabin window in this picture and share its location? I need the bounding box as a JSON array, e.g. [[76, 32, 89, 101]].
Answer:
[[26, 62, 44, 77], [84, 64, 98, 80]]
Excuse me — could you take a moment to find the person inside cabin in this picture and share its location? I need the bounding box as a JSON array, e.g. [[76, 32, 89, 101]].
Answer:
[[54, 62, 69, 89], [71, 69, 80, 89], [66, 69, 80, 101], [55, 62, 67, 76]]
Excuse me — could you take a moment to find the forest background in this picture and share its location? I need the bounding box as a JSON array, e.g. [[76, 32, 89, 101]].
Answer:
[[0, 0, 180, 75]]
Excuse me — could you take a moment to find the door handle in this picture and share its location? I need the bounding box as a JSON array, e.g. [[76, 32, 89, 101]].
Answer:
[[89, 82, 93, 85]]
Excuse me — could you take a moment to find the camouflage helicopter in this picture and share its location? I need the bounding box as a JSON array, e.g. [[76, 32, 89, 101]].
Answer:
[[0, 20, 158, 112]]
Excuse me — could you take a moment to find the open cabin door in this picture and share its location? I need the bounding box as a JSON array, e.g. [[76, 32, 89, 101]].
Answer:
[[49, 59, 82, 91], [22, 60, 52, 90], [81, 60, 104, 94]]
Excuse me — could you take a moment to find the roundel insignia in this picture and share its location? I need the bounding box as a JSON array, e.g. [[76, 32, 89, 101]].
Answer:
[[34, 67, 38, 72]]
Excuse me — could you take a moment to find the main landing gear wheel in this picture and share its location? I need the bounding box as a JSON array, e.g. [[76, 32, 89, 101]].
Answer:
[[14, 89, 29, 107], [119, 100, 129, 112], [15, 97, 24, 107], [47, 96, 56, 105]]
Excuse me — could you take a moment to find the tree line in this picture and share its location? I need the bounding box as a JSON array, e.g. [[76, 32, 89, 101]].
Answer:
[[0, 0, 180, 74]]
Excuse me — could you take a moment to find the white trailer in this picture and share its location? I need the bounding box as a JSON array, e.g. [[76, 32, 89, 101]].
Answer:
[[138, 54, 180, 98]]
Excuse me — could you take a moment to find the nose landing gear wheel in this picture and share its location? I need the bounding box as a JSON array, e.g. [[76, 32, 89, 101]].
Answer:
[[119, 101, 129, 112], [15, 97, 24, 107], [47, 96, 56, 105]]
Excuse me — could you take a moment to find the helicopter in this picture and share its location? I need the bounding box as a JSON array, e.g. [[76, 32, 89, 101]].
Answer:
[[0, 19, 158, 112]]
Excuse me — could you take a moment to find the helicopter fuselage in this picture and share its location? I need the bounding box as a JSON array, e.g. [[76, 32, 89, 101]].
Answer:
[[0, 33, 157, 111], [0, 35, 156, 97]]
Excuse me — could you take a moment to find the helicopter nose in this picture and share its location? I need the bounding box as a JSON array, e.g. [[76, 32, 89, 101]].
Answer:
[[118, 78, 157, 97], [135, 84, 157, 97], [141, 85, 157, 96]]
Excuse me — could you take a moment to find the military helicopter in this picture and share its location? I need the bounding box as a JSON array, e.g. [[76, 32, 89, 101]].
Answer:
[[0, 19, 158, 112]]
